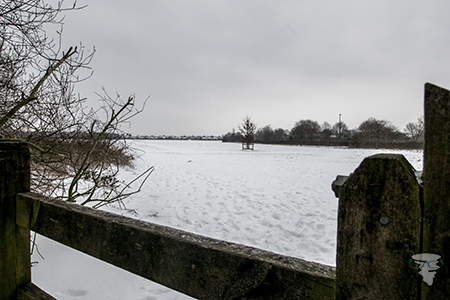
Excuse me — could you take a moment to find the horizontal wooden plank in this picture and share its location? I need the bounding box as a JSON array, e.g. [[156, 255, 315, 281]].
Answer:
[[17, 192, 335, 300], [17, 283, 56, 300]]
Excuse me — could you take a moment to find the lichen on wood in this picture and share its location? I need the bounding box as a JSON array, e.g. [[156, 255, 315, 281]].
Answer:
[[335, 154, 422, 299]]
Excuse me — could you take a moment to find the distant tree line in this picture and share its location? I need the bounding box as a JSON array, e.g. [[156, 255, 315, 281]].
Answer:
[[223, 116, 424, 149], [131, 134, 222, 140]]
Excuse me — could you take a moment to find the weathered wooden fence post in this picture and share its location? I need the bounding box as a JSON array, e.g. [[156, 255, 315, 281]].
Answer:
[[422, 82, 450, 298], [0, 141, 31, 299], [335, 154, 422, 299]]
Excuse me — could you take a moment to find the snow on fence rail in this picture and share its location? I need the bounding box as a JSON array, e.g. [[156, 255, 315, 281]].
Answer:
[[1, 82, 449, 299]]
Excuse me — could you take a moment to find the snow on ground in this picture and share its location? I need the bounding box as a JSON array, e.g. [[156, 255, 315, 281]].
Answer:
[[31, 140, 423, 299]]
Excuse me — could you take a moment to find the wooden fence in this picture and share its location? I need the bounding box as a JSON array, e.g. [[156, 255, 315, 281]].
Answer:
[[1, 82, 449, 299]]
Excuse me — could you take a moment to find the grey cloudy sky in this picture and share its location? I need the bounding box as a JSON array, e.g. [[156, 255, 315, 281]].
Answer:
[[58, 0, 450, 136]]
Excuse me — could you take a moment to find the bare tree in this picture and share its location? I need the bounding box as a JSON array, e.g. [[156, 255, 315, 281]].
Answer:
[[290, 119, 321, 144], [356, 117, 399, 148], [332, 121, 350, 141], [222, 128, 241, 142], [273, 128, 288, 142], [0, 1, 92, 122], [239, 115, 256, 150], [0, 0, 152, 209], [320, 121, 333, 142], [255, 125, 273, 142], [0, 0, 93, 140], [404, 116, 424, 142]]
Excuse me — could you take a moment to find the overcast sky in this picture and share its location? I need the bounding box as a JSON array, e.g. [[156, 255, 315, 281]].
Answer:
[[57, 0, 450, 136]]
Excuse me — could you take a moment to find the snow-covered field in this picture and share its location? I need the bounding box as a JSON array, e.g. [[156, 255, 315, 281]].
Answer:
[[31, 140, 423, 299]]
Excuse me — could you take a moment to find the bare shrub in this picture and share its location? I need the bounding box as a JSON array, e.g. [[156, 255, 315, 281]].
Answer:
[[0, 1, 153, 209]]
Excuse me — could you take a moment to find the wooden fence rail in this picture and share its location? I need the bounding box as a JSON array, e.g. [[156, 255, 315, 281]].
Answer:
[[1, 82, 449, 299]]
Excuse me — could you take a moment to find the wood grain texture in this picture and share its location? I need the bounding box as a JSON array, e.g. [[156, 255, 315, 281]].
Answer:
[[0, 141, 30, 299], [422, 83, 450, 299], [335, 154, 421, 300]]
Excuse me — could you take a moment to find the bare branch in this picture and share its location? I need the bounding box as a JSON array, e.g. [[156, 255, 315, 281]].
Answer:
[[0, 47, 77, 128], [1, 0, 151, 210]]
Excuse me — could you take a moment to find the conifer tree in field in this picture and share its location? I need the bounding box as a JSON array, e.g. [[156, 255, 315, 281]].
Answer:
[[239, 115, 256, 150]]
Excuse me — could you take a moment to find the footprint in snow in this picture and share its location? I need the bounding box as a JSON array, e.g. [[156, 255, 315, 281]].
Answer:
[[271, 213, 281, 220]]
